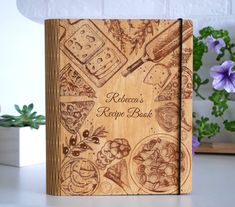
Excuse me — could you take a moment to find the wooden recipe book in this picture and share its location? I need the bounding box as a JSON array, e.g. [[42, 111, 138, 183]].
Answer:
[[45, 19, 193, 196]]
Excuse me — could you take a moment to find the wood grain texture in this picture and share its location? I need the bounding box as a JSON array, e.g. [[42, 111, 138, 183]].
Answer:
[[196, 142, 235, 154], [45, 19, 61, 195], [45, 19, 193, 196]]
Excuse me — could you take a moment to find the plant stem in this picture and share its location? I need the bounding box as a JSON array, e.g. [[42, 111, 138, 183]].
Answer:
[[194, 90, 206, 100]]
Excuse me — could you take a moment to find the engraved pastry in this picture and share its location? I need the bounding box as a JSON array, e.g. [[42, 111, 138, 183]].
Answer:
[[64, 24, 104, 63], [60, 101, 95, 134]]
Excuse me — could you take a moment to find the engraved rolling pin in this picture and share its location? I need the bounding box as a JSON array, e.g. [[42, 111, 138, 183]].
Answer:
[[121, 20, 192, 77]]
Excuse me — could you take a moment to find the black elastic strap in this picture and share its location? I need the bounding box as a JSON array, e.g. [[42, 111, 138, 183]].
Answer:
[[177, 18, 183, 195]]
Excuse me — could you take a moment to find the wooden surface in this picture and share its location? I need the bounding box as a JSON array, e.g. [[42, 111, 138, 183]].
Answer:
[[45, 19, 193, 196], [196, 142, 235, 154]]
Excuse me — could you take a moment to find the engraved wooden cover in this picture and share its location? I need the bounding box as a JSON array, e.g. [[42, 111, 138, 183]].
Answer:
[[45, 19, 193, 196]]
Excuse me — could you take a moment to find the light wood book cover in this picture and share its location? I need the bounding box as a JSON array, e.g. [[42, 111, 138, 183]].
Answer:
[[45, 19, 193, 196]]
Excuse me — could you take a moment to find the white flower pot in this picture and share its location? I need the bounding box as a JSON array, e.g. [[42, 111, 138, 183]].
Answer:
[[0, 126, 45, 167]]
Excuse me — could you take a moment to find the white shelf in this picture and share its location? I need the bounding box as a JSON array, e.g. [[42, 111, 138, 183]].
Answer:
[[0, 155, 234, 207]]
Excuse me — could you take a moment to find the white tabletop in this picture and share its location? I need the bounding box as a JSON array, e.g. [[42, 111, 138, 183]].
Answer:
[[0, 155, 234, 207]]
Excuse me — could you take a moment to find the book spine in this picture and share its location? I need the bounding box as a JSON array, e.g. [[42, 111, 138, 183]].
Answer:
[[45, 19, 61, 195]]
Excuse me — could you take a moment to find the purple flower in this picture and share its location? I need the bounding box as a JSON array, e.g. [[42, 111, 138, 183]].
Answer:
[[192, 135, 200, 156], [205, 35, 225, 54], [210, 60, 235, 93]]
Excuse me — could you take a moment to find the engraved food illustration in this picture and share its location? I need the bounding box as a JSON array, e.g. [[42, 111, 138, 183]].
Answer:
[[104, 159, 132, 194], [62, 126, 107, 159], [60, 101, 95, 134], [103, 19, 161, 54], [143, 64, 171, 86], [155, 102, 191, 132], [60, 20, 127, 87], [130, 134, 191, 194], [170, 48, 192, 66], [156, 66, 192, 101], [96, 138, 131, 170], [122, 20, 192, 77], [60, 63, 96, 98], [46, 19, 193, 196], [60, 158, 99, 195], [65, 24, 104, 63], [86, 47, 122, 80]]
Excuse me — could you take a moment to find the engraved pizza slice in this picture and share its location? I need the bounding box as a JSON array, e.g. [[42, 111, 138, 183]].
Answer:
[[155, 66, 192, 101], [104, 159, 129, 188], [104, 159, 132, 194], [60, 101, 95, 134], [59, 63, 96, 98]]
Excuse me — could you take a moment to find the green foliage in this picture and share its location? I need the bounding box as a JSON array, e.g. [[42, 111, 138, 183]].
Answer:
[[193, 26, 235, 141], [224, 120, 235, 132], [0, 104, 45, 129], [193, 116, 220, 141], [209, 90, 229, 117], [193, 36, 208, 71]]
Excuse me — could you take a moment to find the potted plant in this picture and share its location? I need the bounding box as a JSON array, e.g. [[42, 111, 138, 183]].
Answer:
[[0, 103, 45, 167], [193, 27, 235, 154]]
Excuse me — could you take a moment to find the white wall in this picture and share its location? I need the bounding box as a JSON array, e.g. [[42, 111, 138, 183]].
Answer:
[[0, 1, 44, 115], [1, 0, 235, 142]]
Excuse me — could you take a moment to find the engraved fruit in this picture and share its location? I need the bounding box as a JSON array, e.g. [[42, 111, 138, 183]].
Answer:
[[83, 129, 90, 138], [69, 135, 77, 146]]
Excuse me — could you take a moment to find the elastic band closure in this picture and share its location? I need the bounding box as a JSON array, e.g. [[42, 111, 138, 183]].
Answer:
[[177, 18, 183, 195]]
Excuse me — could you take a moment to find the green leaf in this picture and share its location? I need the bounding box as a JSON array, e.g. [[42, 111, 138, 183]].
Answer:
[[193, 73, 207, 99], [30, 121, 39, 129], [1, 115, 15, 119], [193, 116, 220, 141], [14, 104, 22, 114], [35, 115, 45, 119], [22, 105, 28, 114], [29, 112, 37, 118], [224, 120, 235, 132], [201, 79, 209, 84], [27, 103, 34, 113]]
